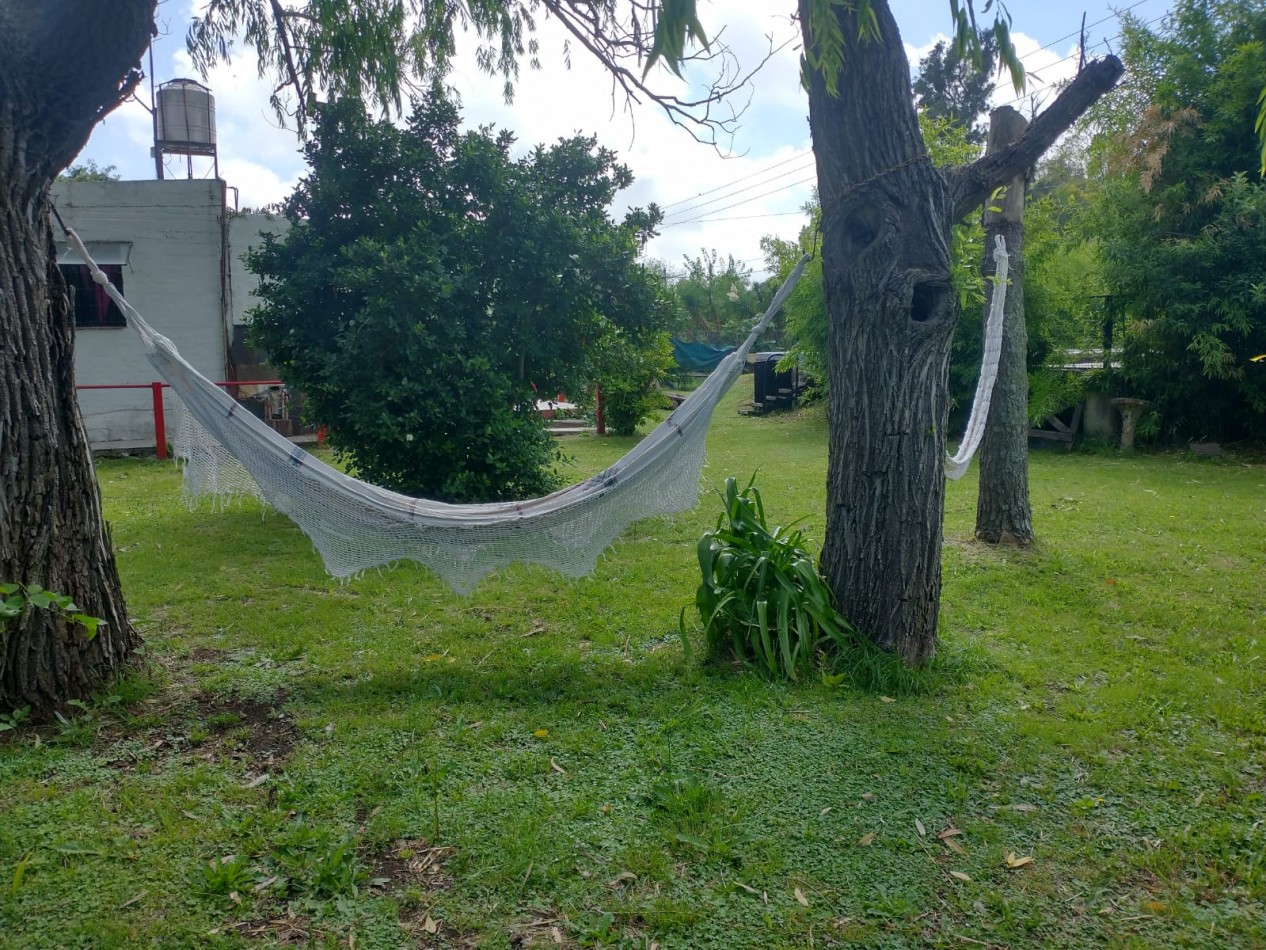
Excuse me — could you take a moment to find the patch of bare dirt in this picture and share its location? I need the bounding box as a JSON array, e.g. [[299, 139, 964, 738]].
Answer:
[[233, 913, 314, 944], [509, 909, 571, 948], [369, 839, 456, 894], [192, 692, 301, 767]]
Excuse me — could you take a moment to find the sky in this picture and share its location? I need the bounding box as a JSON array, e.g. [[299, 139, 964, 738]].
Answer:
[[76, 0, 1175, 280]]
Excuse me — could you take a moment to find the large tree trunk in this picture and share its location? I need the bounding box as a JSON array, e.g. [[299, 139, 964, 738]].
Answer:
[[799, 1, 1122, 664], [975, 107, 1034, 545], [801, 1, 959, 665], [0, 0, 155, 711]]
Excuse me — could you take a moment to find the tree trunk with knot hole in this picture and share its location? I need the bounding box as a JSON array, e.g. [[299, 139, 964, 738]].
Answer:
[[799, 0, 1121, 664], [0, 0, 155, 712]]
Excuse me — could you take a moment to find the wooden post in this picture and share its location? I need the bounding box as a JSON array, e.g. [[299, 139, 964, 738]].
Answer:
[[974, 106, 1034, 545]]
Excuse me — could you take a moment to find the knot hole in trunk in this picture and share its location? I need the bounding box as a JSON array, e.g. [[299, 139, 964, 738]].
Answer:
[[840, 204, 881, 258], [910, 279, 952, 325]]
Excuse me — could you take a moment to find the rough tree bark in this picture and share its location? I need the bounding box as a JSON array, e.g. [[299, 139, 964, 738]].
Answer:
[[799, 0, 1121, 664], [975, 106, 1034, 546], [0, 1, 155, 711]]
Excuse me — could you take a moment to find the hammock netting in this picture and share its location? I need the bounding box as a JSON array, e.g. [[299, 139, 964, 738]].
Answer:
[[64, 229, 1007, 592]]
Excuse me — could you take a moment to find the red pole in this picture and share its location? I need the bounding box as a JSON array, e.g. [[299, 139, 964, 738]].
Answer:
[[151, 381, 167, 460], [595, 384, 606, 436], [317, 425, 328, 447]]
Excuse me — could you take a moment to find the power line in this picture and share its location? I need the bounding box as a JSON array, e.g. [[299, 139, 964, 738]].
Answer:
[[660, 173, 818, 228], [989, 11, 1169, 111], [660, 160, 816, 223], [657, 150, 814, 212]]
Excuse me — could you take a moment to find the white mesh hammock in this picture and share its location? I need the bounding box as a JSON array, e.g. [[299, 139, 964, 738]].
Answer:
[[64, 228, 1006, 591]]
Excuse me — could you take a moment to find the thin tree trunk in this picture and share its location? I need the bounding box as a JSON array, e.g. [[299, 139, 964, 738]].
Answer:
[[799, 1, 1122, 664], [975, 107, 1034, 545], [0, 0, 155, 711]]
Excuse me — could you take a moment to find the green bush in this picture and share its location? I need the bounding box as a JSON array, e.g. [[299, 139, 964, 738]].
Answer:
[[598, 332, 675, 436], [247, 92, 672, 502]]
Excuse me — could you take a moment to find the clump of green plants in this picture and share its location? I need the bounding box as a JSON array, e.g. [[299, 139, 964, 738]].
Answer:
[[686, 476, 854, 681], [686, 476, 940, 693]]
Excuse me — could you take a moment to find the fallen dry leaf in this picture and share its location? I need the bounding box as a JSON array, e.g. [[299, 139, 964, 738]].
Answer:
[[533, 729, 549, 738], [1145, 901, 1168, 913], [549, 758, 566, 774], [879, 696, 896, 703], [915, 819, 926, 837], [857, 832, 876, 847], [117, 892, 146, 909], [423, 916, 439, 935], [942, 837, 967, 856], [795, 887, 810, 906], [734, 882, 759, 895], [949, 871, 971, 882], [937, 827, 963, 839], [607, 871, 637, 888], [861, 792, 876, 802], [1004, 851, 1034, 869]]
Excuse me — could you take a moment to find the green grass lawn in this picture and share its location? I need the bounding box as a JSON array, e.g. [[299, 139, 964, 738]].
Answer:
[[2, 386, 1264, 948]]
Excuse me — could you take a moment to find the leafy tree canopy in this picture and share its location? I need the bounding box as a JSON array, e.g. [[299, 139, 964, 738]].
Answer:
[[188, 0, 1024, 143], [57, 160, 120, 182], [247, 90, 672, 501], [1090, 0, 1266, 441], [912, 30, 998, 144], [669, 250, 773, 347]]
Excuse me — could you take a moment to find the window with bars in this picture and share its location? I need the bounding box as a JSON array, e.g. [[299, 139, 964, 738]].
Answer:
[[60, 264, 126, 328]]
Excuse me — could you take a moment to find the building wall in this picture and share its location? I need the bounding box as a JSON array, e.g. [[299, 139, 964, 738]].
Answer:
[[226, 212, 290, 386], [228, 212, 288, 328], [54, 179, 228, 447]]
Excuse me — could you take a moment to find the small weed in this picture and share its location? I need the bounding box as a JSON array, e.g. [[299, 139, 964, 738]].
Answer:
[[269, 821, 366, 898], [199, 854, 256, 897], [649, 776, 752, 863], [0, 706, 30, 733]]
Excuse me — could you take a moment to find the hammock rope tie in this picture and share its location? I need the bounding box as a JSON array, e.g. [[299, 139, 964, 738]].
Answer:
[[60, 226, 1005, 589]]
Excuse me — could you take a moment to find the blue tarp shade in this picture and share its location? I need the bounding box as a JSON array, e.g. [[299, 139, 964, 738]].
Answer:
[[672, 338, 735, 372]]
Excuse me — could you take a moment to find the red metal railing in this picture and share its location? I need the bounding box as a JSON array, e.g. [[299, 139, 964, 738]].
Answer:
[[74, 380, 315, 460]]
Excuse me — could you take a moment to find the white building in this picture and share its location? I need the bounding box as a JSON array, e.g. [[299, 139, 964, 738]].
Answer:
[[52, 178, 287, 450]]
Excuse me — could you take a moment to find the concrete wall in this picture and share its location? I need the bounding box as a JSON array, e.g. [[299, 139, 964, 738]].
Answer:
[[228, 212, 288, 327], [55, 179, 228, 447]]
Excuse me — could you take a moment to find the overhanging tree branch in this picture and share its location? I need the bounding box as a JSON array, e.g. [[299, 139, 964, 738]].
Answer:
[[946, 55, 1124, 220]]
